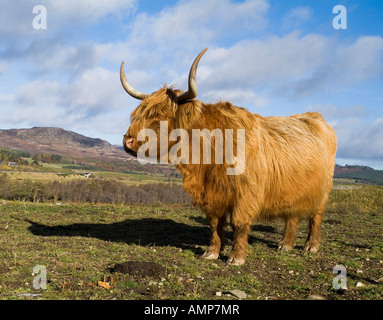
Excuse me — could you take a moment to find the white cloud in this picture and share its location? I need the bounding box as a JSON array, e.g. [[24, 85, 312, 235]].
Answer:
[[120, 29, 383, 105], [2, 105, 83, 128], [4, 80, 82, 128], [16, 80, 62, 107], [334, 36, 383, 83], [287, 6, 312, 21], [306, 104, 368, 120], [271, 36, 383, 98], [109, 0, 270, 95], [334, 118, 383, 162], [48, 0, 136, 22], [0, 0, 136, 35], [128, 0, 269, 50], [111, 32, 333, 108], [66, 67, 125, 112], [5, 67, 125, 132], [0, 63, 9, 75], [283, 6, 313, 30], [13, 67, 126, 113], [0, 93, 14, 105], [74, 110, 131, 143], [6, 1, 383, 107], [304, 104, 383, 164], [199, 33, 330, 91], [25, 42, 111, 75]]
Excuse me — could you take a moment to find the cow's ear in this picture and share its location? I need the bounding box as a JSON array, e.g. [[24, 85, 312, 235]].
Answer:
[[166, 87, 177, 100], [165, 88, 180, 117]]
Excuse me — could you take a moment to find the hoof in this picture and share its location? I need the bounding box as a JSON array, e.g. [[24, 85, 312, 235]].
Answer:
[[226, 257, 245, 266], [201, 251, 219, 260], [278, 242, 295, 252], [304, 242, 319, 253]]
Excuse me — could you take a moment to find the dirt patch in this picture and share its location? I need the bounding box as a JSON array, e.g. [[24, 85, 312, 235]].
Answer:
[[111, 261, 167, 278], [0, 264, 10, 274]]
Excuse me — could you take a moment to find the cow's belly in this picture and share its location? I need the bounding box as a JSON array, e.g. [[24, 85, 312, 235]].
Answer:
[[260, 181, 328, 219]]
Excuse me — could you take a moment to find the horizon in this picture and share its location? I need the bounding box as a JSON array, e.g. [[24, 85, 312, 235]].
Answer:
[[0, 125, 382, 171], [0, 1, 382, 169]]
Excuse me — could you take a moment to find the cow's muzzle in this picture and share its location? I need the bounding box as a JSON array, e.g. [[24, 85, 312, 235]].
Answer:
[[123, 136, 138, 157]]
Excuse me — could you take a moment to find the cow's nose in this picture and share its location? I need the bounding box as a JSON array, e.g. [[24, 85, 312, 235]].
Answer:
[[125, 137, 135, 148], [123, 136, 138, 156]]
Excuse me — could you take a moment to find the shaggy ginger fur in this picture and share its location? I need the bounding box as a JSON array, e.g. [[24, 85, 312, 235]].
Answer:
[[123, 87, 337, 265]]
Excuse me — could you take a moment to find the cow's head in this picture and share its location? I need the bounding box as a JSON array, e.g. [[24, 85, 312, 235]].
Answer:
[[121, 48, 207, 158]]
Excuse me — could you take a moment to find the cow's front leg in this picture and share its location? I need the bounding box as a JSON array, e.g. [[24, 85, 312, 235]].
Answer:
[[201, 214, 226, 260], [227, 220, 250, 266]]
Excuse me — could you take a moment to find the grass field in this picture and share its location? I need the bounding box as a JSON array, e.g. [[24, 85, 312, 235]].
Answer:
[[2, 169, 182, 185], [0, 185, 382, 300]]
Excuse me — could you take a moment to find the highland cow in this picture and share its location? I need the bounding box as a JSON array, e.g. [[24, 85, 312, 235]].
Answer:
[[120, 48, 337, 265]]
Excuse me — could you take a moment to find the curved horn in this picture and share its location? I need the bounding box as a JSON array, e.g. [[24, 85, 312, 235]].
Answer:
[[176, 48, 208, 103], [120, 61, 148, 100]]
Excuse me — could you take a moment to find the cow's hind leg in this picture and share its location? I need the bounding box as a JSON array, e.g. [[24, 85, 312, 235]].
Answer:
[[201, 214, 226, 260], [304, 200, 326, 253], [278, 216, 300, 252], [226, 213, 251, 266]]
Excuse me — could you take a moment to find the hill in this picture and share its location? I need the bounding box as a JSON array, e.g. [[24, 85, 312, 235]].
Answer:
[[0, 127, 179, 177], [0, 127, 128, 160], [334, 164, 383, 185]]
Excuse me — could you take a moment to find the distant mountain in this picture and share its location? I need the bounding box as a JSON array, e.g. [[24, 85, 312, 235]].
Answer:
[[113, 145, 126, 153], [0, 127, 181, 177], [334, 164, 383, 185], [0, 127, 128, 160]]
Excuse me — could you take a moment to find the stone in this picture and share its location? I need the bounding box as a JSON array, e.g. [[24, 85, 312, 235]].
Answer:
[[227, 289, 247, 299], [306, 294, 326, 300]]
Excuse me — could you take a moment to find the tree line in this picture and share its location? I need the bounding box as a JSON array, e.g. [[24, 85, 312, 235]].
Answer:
[[0, 173, 191, 205], [0, 149, 30, 164], [0, 148, 63, 166], [334, 170, 383, 185]]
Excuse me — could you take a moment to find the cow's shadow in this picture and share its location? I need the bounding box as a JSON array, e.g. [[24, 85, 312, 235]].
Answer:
[[27, 217, 279, 256]]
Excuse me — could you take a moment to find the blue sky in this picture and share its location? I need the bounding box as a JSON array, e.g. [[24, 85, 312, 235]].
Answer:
[[0, 0, 382, 168]]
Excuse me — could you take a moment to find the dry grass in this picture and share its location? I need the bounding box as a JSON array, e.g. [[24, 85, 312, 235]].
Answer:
[[0, 185, 382, 300]]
